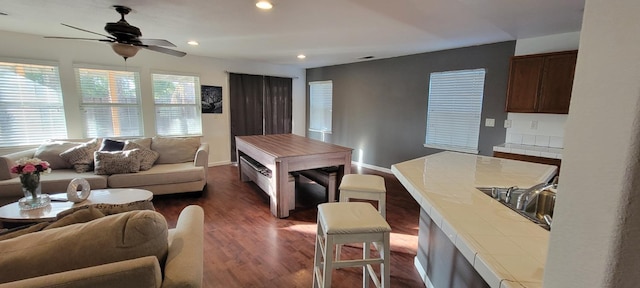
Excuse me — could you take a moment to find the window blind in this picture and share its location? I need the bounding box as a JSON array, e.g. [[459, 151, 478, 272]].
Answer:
[[425, 68, 486, 154], [77, 68, 142, 138], [309, 81, 333, 132], [0, 62, 67, 147], [152, 74, 202, 136]]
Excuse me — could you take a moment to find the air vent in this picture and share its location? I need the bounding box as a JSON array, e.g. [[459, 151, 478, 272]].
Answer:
[[0, 11, 8, 16], [358, 56, 375, 60]]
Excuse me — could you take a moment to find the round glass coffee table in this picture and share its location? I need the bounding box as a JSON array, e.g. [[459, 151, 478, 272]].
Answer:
[[0, 188, 153, 224]]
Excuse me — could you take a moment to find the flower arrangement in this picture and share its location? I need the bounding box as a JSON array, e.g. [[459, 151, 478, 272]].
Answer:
[[11, 158, 51, 199]]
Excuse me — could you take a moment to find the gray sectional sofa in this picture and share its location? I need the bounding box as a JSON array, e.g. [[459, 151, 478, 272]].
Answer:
[[0, 137, 208, 205]]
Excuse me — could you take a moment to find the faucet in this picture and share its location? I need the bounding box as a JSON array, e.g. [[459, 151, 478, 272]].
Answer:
[[504, 186, 519, 203], [516, 182, 556, 211]]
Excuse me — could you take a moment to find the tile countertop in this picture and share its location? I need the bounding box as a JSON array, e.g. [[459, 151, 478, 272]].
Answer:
[[493, 143, 564, 160], [391, 151, 558, 288]]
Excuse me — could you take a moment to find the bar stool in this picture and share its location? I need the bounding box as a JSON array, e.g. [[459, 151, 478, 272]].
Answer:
[[313, 202, 391, 288], [339, 174, 387, 218]]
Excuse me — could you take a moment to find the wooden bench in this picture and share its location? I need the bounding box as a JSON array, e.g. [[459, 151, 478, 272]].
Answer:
[[296, 167, 338, 202], [239, 156, 296, 211]]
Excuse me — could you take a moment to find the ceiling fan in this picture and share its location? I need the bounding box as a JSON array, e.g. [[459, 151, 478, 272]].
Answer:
[[45, 5, 186, 60]]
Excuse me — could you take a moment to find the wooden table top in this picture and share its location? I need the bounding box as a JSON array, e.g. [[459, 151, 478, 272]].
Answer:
[[236, 134, 352, 158]]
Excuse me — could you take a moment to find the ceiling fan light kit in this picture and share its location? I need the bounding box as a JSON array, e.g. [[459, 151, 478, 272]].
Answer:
[[45, 5, 185, 60]]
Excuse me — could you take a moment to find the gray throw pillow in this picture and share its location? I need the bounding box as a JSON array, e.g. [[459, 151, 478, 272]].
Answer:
[[34, 141, 83, 169], [94, 149, 142, 175], [59, 139, 100, 173], [124, 141, 159, 171]]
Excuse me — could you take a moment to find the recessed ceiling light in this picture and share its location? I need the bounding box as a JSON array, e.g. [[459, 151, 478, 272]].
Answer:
[[256, 1, 273, 10], [187, 41, 199, 46], [297, 54, 306, 59]]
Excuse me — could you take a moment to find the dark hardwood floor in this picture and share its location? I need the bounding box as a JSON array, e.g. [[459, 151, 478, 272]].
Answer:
[[153, 164, 425, 288]]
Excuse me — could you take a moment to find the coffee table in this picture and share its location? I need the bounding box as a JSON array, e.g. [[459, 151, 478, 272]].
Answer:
[[0, 188, 153, 224]]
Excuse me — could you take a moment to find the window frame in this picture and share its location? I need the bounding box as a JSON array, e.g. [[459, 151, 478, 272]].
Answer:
[[424, 68, 486, 154], [75, 65, 143, 138], [0, 58, 68, 148], [151, 71, 202, 137], [308, 80, 333, 141]]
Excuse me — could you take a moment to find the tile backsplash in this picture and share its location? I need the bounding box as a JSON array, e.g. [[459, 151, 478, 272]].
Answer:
[[505, 113, 567, 148]]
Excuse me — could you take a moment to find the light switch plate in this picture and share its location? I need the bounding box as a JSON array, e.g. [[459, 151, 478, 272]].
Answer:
[[530, 120, 538, 130], [485, 118, 495, 127], [504, 119, 512, 128]]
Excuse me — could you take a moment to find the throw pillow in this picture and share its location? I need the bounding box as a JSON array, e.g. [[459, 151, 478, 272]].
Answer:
[[59, 139, 100, 173], [124, 141, 159, 171], [94, 149, 142, 175], [129, 137, 152, 149], [0, 210, 169, 284], [34, 141, 83, 170], [151, 136, 200, 164], [99, 138, 125, 152]]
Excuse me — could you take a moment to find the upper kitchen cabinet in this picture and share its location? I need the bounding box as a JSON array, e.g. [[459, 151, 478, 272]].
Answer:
[[505, 50, 578, 114]]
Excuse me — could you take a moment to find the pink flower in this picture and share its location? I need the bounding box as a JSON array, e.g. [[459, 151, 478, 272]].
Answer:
[[22, 164, 36, 173], [10, 166, 19, 174], [40, 162, 49, 170]]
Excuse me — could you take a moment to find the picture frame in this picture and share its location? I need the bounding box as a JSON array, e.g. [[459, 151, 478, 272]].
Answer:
[[201, 85, 222, 114]]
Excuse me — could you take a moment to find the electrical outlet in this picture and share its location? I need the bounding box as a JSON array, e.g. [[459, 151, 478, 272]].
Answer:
[[504, 119, 512, 128], [530, 120, 538, 130]]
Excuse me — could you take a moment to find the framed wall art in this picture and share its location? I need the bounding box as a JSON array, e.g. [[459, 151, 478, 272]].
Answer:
[[201, 85, 222, 114]]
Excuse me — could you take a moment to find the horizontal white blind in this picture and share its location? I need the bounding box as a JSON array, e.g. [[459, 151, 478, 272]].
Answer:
[[0, 62, 67, 147], [152, 74, 202, 136], [425, 68, 486, 153], [77, 68, 142, 137], [309, 81, 333, 132]]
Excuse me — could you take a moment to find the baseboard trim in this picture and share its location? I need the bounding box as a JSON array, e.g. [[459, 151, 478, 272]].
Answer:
[[352, 162, 392, 174]]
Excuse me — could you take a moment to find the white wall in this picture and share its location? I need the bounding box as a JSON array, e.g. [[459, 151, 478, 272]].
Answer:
[[0, 30, 306, 166], [504, 32, 581, 148], [545, 1, 640, 287]]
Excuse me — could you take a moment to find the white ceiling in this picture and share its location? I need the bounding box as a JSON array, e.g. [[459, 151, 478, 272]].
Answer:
[[0, 0, 584, 68]]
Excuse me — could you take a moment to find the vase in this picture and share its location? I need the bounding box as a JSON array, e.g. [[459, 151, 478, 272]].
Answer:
[[18, 173, 51, 210]]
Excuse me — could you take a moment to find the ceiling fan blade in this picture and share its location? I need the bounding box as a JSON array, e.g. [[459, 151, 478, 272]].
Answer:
[[142, 45, 187, 57], [139, 39, 176, 47], [61, 23, 115, 40], [44, 36, 114, 42]]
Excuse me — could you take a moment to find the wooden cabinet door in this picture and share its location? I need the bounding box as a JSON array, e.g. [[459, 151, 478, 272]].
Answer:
[[505, 57, 544, 112], [538, 52, 578, 114]]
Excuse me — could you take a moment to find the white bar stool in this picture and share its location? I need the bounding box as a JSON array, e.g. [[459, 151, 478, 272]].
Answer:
[[313, 202, 391, 288], [339, 174, 387, 218]]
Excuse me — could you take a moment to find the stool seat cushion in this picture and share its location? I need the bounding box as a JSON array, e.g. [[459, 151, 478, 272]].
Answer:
[[318, 202, 391, 234], [339, 174, 386, 193]]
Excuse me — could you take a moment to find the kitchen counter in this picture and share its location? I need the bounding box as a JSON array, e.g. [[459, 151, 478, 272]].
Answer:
[[493, 143, 563, 160], [391, 151, 557, 288]]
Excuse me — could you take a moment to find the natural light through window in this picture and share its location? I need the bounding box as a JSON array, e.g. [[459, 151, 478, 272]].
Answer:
[[309, 80, 332, 142], [425, 68, 486, 154], [152, 73, 202, 136]]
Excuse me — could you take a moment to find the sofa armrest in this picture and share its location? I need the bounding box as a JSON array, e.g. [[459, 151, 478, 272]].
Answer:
[[0, 148, 37, 181], [0, 256, 162, 288], [194, 143, 209, 180], [162, 205, 204, 288]]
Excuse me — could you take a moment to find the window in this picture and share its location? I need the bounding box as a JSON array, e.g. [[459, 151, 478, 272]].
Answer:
[[425, 68, 486, 154], [0, 61, 67, 147], [76, 68, 142, 138], [152, 73, 202, 136], [309, 81, 333, 141]]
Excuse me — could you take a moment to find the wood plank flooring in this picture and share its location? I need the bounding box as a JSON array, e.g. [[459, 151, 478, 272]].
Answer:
[[152, 164, 425, 288]]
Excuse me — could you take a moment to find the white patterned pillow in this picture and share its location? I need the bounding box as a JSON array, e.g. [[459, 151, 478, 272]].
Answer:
[[94, 149, 142, 175], [123, 141, 159, 171], [59, 139, 99, 173]]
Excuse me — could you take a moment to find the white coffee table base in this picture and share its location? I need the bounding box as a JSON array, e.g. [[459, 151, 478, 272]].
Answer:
[[0, 189, 153, 223]]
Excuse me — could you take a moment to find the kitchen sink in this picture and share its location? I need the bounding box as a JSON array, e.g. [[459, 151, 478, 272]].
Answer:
[[476, 186, 552, 230]]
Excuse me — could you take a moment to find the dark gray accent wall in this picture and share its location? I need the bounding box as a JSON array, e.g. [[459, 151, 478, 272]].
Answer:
[[306, 41, 515, 168]]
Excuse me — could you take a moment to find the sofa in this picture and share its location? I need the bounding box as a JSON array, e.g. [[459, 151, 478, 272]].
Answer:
[[0, 205, 204, 287], [0, 137, 209, 206]]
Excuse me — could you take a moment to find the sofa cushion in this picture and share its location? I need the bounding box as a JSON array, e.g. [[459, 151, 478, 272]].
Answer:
[[0, 210, 169, 284], [151, 137, 200, 164], [99, 139, 125, 152], [124, 141, 159, 171], [59, 139, 100, 173], [34, 141, 83, 170], [94, 149, 142, 175], [108, 163, 204, 188], [129, 137, 152, 149]]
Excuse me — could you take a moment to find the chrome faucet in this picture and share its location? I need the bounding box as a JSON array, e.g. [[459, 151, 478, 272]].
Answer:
[[516, 182, 556, 211], [504, 186, 519, 203]]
